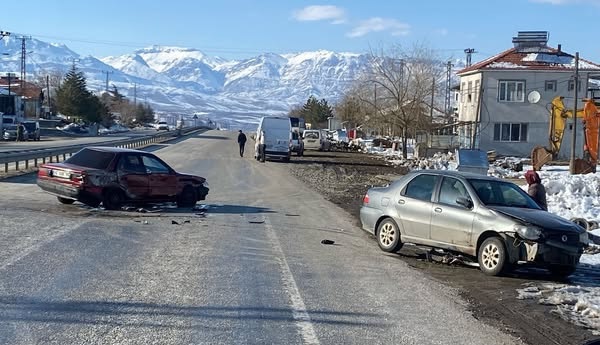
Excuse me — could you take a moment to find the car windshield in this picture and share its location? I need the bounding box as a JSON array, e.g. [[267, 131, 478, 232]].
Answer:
[[468, 178, 540, 209], [64, 148, 116, 170], [4, 124, 17, 130]]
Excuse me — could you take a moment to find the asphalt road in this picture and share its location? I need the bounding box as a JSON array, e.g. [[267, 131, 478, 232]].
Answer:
[[0, 131, 524, 345], [0, 129, 160, 153]]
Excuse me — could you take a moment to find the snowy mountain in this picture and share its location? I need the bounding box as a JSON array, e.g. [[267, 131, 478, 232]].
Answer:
[[0, 37, 373, 123]]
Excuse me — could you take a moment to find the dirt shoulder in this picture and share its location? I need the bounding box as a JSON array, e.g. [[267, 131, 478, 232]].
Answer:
[[287, 149, 598, 345]]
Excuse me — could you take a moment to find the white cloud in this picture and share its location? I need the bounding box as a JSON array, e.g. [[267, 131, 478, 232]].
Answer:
[[347, 17, 410, 38], [292, 5, 346, 24], [530, 0, 600, 4]]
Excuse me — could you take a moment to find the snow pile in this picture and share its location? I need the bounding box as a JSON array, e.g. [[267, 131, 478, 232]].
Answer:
[[99, 124, 130, 134], [382, 151, 458, 171], [488, 157, 528, 178]]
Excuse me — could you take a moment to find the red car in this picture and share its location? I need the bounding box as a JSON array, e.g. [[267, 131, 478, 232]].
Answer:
[[37, 146, 209, 210]]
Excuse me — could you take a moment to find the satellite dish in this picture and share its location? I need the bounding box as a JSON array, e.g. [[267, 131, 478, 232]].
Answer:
[[528, 91, 541, 104]]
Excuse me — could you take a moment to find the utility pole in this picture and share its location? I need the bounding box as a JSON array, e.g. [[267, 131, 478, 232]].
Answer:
[[133, 83, 137, 107], [464, 48, 476, 68], [19, 36, 31, 92], [102, 70, 113, 92], [46, 75, 51, 117], [444, 61, 453, 120], [569, 52, 580, 174]]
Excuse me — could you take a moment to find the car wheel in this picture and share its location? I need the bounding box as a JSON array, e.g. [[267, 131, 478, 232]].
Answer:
[[103, 189, 124, 210], [548, 265, 577, 279], [376, 218, 403, 252], [177, 185, 197, 208], [477, 237, 508, 276], [57, 196, 75, 205]]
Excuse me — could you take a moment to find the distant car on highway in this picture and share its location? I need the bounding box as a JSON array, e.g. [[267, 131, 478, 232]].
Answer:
[[2, 124, 28, 141], [156, 121, 169, 131], [360, 170, 589, 278], [37, 147, 209, 210], [22, 121, 40, 141]]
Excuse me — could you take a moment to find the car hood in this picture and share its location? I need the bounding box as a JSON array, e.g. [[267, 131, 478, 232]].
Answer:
[[176, 173, 206, 183], [489, 206, 583, 233]]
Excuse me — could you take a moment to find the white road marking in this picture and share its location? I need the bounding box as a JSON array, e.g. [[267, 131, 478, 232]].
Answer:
[[0, 226, 73, 271], [264, 217, 320, 345]]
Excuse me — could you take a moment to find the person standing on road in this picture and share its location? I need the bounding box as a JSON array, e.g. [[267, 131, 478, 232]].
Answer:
[[16, 122, 24, 142], [237, 130, 247, 157], [525, 170, 547, 211], [259, 130, 266, 163]]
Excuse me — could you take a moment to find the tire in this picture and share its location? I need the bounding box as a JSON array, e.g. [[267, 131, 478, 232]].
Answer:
[[376, 218, 403, 252], [548, 265, 577, 279], [477, 237, 508, 276], [177, 185, 197, 208], [103, 189, 124, 210], [57, 196, 75, 205]]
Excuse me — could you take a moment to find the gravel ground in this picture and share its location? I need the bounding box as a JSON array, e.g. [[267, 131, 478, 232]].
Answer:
[[286, 149, 600, 345]]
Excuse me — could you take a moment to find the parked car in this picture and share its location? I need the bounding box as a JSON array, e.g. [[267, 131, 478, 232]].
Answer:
[[291, 131, 304, 156], [2, 124, 28, 141], [37, 146, 209, 210], [360, 170, 589, 278], [302, 130, 323, 151], [22, 121, 41, 141], [156, 121, 169, 131]]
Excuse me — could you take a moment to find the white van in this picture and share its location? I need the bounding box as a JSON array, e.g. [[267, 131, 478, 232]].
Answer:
[[302, 130, 322, 151], [255, 116, 292, 162]]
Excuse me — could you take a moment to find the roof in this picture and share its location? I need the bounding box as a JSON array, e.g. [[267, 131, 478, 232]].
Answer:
[[458, 46, 600, 75], [410, 169, 502, 181]]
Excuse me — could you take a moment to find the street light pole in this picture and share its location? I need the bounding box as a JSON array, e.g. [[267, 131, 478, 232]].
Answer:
[[569, 52, 580, 174]]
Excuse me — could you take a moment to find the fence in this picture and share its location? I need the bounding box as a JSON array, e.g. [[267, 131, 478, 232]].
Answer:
[[0, 126, 206, 174]]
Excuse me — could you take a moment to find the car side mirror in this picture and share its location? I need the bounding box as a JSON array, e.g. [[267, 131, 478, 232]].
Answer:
[[456, 196, 473, 209]]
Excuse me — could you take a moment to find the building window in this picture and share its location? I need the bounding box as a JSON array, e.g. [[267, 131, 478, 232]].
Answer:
[[493, 123, 528, 142], [568, 80, 582, 92], [545, 80, 557, 92], [468, 81, 473, 103], [498, 80, 525, 102]]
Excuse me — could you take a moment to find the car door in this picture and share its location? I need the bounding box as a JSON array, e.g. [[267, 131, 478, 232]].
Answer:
[[141, 155, 178, 199], [395, 174, 439, 241], [116, 154, 150, 199], [430, 177, 476, 248]]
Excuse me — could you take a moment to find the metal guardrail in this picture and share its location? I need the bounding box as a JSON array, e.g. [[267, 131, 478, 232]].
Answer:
[[0, 126, 206, 174]]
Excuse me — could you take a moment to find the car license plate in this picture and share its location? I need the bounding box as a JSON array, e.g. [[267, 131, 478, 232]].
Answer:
[[308, 140, 316, 143], [52, 170, 70, 179]]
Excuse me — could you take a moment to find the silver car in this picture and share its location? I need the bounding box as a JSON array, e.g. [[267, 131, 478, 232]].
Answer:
[[360, 170, 589, 277]]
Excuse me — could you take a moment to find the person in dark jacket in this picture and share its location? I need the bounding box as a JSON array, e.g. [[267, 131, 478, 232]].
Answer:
[[525, 170, 547, 211], [237, 130, 247, 157]]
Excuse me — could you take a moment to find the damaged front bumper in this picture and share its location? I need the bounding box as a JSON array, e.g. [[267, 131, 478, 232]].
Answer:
[[508, 232, 585, 267]]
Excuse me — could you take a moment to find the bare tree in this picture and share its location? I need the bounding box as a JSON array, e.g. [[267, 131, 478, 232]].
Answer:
[[357, 43, 444, 158]]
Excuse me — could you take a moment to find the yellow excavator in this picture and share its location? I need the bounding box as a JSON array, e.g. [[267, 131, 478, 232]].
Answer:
[[531, 96, 600, 173]]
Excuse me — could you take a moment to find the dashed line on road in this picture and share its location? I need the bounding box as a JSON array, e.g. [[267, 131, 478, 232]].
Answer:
[[264, 217, 321, 345]]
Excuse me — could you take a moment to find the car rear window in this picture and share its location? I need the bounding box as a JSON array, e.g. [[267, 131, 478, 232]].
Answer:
[[23, 123, 37, 131], [65, 148, 116, 170]]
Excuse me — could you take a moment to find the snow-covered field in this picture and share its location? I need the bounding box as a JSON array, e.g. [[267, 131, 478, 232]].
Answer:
[[361, 142, 600, 334]]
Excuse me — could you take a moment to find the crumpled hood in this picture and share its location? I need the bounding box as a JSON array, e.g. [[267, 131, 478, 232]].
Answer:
[[489, 206, 584, 233]]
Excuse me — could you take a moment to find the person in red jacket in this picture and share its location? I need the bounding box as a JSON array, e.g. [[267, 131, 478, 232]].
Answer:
[[525, 170, 547, 211]]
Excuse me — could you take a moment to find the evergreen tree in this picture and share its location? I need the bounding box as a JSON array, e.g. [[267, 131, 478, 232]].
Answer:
[[299, 95, 333, 127], [55, 67, 90, 121]]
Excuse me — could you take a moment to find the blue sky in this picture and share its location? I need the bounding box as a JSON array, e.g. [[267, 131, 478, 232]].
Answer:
[[2, 0, 600, 62]]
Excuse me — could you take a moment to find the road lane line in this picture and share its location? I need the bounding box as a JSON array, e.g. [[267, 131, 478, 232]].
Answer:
[[264, 217, 320, 345]]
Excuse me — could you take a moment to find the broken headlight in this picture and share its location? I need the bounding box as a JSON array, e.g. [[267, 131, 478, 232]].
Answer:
[[580, 231, 590, 246], [514, 224, 542, 241]]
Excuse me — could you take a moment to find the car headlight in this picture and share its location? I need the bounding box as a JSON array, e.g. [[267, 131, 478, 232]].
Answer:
[[202, 181, 209, 188], [514, 224, 542, 240], [580, 231, 590, 246]]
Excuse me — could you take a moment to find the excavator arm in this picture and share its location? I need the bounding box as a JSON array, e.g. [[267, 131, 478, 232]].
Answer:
[[531, 96, 599, 172]]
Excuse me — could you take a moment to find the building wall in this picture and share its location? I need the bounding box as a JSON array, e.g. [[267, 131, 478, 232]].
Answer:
[[459, 70, 589, 158]]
